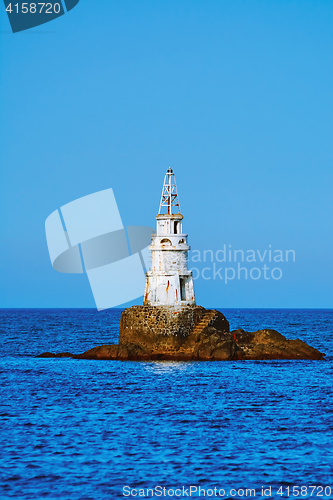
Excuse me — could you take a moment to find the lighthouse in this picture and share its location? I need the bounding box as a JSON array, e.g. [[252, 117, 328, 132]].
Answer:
[[144, 168, 196, 307]]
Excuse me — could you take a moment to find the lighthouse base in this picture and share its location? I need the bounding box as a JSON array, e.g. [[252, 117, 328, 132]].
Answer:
[[117, 304, 232, 360]]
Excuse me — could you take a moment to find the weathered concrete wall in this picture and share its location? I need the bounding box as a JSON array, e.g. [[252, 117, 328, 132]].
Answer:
[[145, 210, 195, 307], [151, 249, 188, 273], [144, 272, 195, 306]]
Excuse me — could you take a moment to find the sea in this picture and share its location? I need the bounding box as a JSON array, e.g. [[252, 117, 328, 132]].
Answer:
[[0, 308, 332, 500]]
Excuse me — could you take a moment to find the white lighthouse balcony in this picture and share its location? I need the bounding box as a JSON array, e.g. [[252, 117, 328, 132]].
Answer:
[[146, 270, 193, 277]]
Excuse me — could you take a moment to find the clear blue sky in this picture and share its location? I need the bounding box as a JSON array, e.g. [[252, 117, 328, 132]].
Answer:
[[0, 0, 332, 308]]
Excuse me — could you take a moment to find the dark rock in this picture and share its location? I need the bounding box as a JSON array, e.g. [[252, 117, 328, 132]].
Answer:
[[74, 344, 118, 360], [37, 306, 326, 362], [36, 351, 73, 358], [232, 329, 324, 360]]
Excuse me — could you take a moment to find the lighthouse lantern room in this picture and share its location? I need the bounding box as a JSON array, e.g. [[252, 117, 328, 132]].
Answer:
[[144, 168, 196, 306]]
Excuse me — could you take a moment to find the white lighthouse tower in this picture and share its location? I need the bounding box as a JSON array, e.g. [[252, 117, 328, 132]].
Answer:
[[144, 168, 196, 307]]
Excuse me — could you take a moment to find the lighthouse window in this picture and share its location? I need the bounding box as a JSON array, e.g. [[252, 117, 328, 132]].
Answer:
[[178, 239, 185, 244], [180, 277, 186, 301], [174, 221, 179, 234], [160, 238, 172, 246]]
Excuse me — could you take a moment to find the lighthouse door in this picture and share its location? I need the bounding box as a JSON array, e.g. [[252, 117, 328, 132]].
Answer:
[[180, 277, 186, 301]]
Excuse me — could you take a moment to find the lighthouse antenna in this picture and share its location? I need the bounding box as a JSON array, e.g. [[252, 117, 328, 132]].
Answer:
[[158, 168, 181, 215]]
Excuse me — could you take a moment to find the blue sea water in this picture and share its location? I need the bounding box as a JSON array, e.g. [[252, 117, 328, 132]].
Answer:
[[0, 308, 332, 500]]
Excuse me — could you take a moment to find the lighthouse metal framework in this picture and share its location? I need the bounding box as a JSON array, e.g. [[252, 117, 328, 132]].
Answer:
[[144, 168, 196, 307], [159, 168, 181, 215]]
